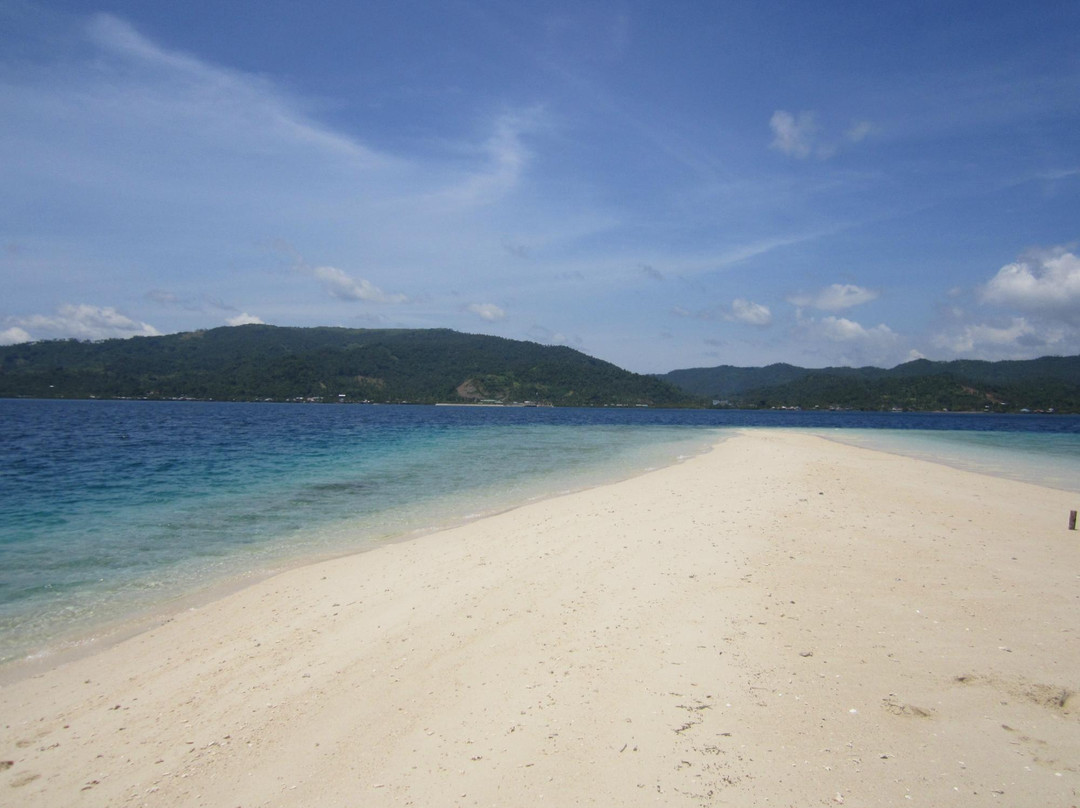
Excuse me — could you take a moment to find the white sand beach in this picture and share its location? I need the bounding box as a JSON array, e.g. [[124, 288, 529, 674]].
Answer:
[[2, 429, 1078, 806]]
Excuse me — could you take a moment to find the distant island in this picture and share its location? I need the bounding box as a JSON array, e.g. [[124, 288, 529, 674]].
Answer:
[[1, 325, 1077, 412], [657, 356, 1080, 413], [0, 325, 694, 408]]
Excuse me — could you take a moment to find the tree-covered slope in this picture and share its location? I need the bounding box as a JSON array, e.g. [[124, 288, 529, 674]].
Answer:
[[659, 355, 1080, 412], [0, 325, 697, 407], [659, 363, 812, 398]]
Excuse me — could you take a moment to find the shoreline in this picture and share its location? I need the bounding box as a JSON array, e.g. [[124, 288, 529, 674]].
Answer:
[[0, 432, 719, 684], [806, 427, 1080, 494], [2, 430, 1078, 806]]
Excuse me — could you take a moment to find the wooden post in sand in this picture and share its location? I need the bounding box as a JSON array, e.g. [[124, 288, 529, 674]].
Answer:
[[1070, 510, 1078, 531]]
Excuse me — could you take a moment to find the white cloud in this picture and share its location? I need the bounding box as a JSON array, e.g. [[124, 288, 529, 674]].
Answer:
[[979, 247, 1080, 324], [788, 283, 879, 312], [930, 245, 1080, 359], [0, 327, 32, 345], [440, 108, 542, 207], [792, 313, 906, 365], [671, 299, 771, 326], [769, 110, 873, 160], [726, 298, 772, 326], [818, 315, 896, 344], [226, 312, 264, 326], [933, 317, 1042, 355], [769, 110, 816, 159], [467, 303, 506, 321], [5, 304, 161, 342], [84, 14, 384, 167], [310, 266, 408, 304]]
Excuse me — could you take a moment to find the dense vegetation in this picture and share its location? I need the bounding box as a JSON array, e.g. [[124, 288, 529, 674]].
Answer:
[[4, 325, 1076, 411], [658, 356, 1080, 413], [0, 325, 697, 407]]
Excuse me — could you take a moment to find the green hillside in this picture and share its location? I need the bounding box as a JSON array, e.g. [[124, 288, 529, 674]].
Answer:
[[0, 325, 697, 407], [661, 363, 813, 397], [659, 356, 1080, 413]]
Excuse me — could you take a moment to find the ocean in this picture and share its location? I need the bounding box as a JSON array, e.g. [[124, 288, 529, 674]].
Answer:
[[2, 399, 1078, 669]]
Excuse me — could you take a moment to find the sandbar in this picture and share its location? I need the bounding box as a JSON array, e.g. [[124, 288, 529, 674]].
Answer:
[[2, 429, 1078, 806]]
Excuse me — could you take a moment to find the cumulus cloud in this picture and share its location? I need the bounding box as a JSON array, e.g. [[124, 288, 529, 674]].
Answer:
[[788, 283, 879, 312], [794, 313, 905, 365], [931, 246, 1080, 358], [818, 315, 896, 343], [726, 298, 772, 326], [931, 317, 1055, 356], [769, 111, 817, 159], [467, 303, 506, 322], [226, 312, 264, 326], [0, 327, 32, 345], [310, 266, 407, 303], [4, 304, 161, 342], [979, 247, 1080, 325]]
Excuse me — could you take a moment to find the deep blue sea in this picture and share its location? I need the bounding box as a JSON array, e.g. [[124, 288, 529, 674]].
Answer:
[[2, 399, 1078, 668]]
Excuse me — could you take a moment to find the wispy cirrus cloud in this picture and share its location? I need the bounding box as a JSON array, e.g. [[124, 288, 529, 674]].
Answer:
[[437, 107, 545, 208], [84, 13, 386, 167]]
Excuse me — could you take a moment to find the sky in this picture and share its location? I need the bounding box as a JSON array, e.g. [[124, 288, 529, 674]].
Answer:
[[2, 1, 1079, 373]]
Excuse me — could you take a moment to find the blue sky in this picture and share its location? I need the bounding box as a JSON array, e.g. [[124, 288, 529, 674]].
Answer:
[[2, 1, 1078, 372]]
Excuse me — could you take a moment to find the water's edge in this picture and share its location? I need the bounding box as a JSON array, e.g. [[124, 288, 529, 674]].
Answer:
[[0, 426, 723, 682]]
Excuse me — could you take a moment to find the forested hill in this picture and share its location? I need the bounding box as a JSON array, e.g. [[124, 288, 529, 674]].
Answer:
[[0, 325, 697, 407], [658, 356, 1080, 413]]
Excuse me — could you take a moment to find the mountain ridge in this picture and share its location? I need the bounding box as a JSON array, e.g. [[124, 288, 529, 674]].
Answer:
[[0, 325, 696, 407], [657, 355, 1080, 412], [2, 325, 1077, 412]]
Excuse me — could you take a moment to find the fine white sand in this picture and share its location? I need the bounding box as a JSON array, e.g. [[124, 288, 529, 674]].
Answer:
[[2, 430, 1078, 806]]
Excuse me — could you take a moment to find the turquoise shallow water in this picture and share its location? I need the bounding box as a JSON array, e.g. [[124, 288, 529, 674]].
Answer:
[[0, 401, 720, 665], [810, 428, 1080, 492], [1, 400, 1078, 667]]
